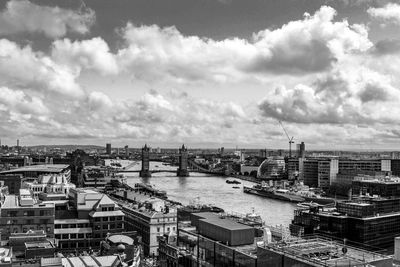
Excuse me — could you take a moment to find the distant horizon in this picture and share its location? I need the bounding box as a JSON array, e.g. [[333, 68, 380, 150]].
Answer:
[[2, 143, 400, 153]]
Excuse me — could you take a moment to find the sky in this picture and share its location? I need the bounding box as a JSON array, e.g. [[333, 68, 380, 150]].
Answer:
[[1, 0, 400, 149]]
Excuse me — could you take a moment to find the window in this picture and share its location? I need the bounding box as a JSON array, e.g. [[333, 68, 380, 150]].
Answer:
[[70, 234, 76, 239], [62, 234, 69, 239], [95, 218, 101, 222], [157, 227, 160, 233], [110, 217, 115, 221], [102, 217, 108, 222], [78, 234, 84, 239], [55, 224, 61, 229], [117, 223, 122, 229], [167, 227, 170, 231], [77, 224, 84, 228], [108, 207, 114, 211], [94, 233, 101, 238], [116, 216, 122, 221], [26, 219, 33, 225], [103, 224, 108, 230], [102, 207, 107, 211], [55, 234, 61, 239], [46, 227, 51, 233], [94, 225, 101, 230], [110, 224, 115, 229], [62, 224, 68, 229]]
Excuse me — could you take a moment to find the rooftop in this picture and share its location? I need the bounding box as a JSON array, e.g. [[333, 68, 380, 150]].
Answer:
[[262, 237, 392, 266], [0, 164, 69, 175]]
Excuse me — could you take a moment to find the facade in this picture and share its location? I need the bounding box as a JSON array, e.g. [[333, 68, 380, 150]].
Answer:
[[352, 175, 400, 197], [0, 175, 21, 195], [317, 159, 338, 189], [106, 143, 111, 155], [0, 189, 55, 242], [257, 157, 285, 180], [23, 173, 75, 197], [54, 188, 125, 251], [302, 159, 319, 187], [291, 197, 400, 249], [113, 189, 177, 256], [0, 164, 71, 180]]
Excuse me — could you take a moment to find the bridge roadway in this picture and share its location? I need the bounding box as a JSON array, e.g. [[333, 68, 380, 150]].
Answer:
[[112, 168, 225, 175]]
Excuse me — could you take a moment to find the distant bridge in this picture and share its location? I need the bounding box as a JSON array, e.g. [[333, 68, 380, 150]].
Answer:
[[112, 160, 226, 176]]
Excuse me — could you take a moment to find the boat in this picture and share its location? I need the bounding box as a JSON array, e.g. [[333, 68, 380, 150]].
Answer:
[[232, 186, 240, 189], [226, 179, 241, 184], [292, 190, 335, 205], [243, 184, 305, 203]]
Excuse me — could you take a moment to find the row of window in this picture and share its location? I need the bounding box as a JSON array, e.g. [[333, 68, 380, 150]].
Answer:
[[94, 216, 123, 222], [157, 226, 175, 233], [55, 223, 90, 229], [93, 222, 123, 230], [5, 210, 53, 217], [55, 233, 90, 240], [4, 226, 52, 234]]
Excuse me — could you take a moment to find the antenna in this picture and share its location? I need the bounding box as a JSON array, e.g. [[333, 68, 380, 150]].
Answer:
[[278, 121, 294, 158]]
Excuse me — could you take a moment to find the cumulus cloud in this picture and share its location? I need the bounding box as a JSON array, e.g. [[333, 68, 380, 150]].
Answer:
[[247, 6, 371, 74], [114, 6, 371, 82], [0, 0, 95, 38], [0, 39, 84, 98], [0, 86, 48, 115], [368, 3, 400, 25], [52, 38, 118, 75], [258, 68, 399, 124]]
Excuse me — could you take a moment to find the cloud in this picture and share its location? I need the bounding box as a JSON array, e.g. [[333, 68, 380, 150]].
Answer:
[[258, 68, 399, 124], [0, 0, 95, 38], [114, 6, 371, 82], [0, 86, 48, 116], [52, 38, 118, 75], [0, 39, 84, 98], [368, 3, 400, 25], [247, 6, 371, 74]]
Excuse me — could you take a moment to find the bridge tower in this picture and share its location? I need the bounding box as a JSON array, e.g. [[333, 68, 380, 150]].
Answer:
[[139, 144, 152, 178], [177, 144, 189, 177]]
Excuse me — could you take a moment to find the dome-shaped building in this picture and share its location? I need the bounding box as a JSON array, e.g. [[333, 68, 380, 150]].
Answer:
[[257, 157, 286, 179]]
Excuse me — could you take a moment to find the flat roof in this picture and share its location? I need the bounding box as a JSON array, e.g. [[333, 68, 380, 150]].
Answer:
[[263, 237, 391, 266], [196, 212, 253, 231], [0, 164, 69, 174], [2, 195, 54, 209]]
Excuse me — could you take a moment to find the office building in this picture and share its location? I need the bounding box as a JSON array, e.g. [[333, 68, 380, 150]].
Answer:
[[106, 143, 111, 155], [54, 188, 125, 250], [113, 189, 177, 256], [0, 189, 55, 242]]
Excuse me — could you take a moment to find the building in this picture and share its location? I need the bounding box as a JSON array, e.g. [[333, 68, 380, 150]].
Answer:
[[54, 188, 125, 251], [9, 230, 55, 259], [22, 173, 75, 198], [113, 189, 177, 256], [257, 157, 286, 180], [0, 164, 71, 180], [139, 144, 151, 178], [124, 145, 129, 157], [0, 189, 55, 242], [257, 236, 392, 267], [351, 175, 400, 197], [290, 196, 400, 250], [106, 143, 112, 155], [0, 175, 21, 195]]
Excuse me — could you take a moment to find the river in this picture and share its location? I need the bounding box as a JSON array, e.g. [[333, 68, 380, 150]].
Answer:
[[114, 160, 297, 226]]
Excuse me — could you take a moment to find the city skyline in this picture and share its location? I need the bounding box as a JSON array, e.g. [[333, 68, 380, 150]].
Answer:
[[1, 0, 400, 149]]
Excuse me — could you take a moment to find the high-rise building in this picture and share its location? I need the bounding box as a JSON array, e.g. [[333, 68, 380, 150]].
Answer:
[[139, 144, 151, 177], [106, 143, 111, 155], [125, 145, 129, 157]]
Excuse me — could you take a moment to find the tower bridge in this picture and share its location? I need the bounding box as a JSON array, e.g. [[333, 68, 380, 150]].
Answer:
[[112, 144, 227, 176]]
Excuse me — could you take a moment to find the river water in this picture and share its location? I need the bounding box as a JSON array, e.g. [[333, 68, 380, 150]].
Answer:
[[116, 161, 296, 226]]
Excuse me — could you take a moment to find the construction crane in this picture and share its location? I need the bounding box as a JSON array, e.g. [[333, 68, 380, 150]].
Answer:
[[278, 121, 294, 158]]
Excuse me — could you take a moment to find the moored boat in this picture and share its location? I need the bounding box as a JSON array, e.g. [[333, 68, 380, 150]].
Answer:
[[243, 184, 305, 203]]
